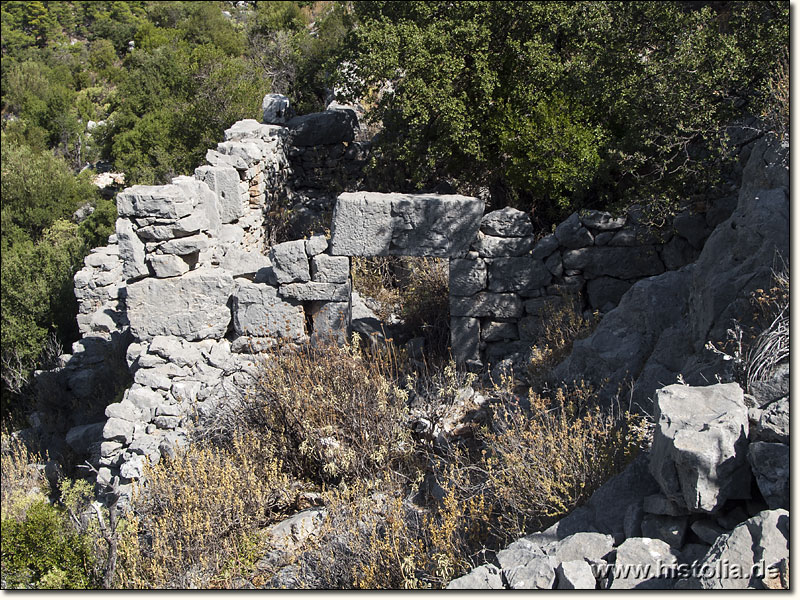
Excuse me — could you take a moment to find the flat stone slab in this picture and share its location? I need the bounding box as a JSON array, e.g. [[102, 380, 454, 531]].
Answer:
[[329, 192, 484, 257]]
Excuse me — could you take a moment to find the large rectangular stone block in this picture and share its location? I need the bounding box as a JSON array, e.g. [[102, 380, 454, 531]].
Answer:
[[487, 257, 552, 292], [195, 165, 246, 224], [117, 184, 193, 219], [126, 269, 234, 341], [329, 192, 484, 257], [449, 259, 487, 296]]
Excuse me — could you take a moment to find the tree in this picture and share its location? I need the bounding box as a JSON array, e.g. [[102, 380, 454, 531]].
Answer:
[[335, 1, 789, 219]]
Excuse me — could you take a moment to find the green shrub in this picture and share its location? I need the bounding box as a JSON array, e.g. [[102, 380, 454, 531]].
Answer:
[[1, 498, 97, 589]]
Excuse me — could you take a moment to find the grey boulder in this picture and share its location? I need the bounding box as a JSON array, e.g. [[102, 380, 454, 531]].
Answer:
[[649, 383, 750, 513]]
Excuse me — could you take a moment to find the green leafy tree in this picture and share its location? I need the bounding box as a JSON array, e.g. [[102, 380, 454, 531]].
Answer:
[[336, 1, 788, 218]]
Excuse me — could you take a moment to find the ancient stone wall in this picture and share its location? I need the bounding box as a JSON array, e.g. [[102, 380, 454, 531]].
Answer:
[[61, 111, 734, 500]]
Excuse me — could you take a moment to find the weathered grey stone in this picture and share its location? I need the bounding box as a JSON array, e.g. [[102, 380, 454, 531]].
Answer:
[[496, 546, 544, 572], [504, 557, 556, 589], [594, 231, 615, 245], [530, 234, 559, 260], [159, 234, 211, 256], [149, 254, 190, 278], [748, 363, 789, 408], [546, 532, 614, 564], [579, 210, 626, 231], [640, 514, 689, 548], [305, 234, 329, 256], [286, 110, 356, 146], [171, 175, 220, 237], [481, 321, 518, 342], [195, 165, 245, 224], [449, 259, 487, 296], [103, 417, 134, 444], [270, 240, 310, 283], [128, 435, 162, 463], [171, 380, 201, 402], [224, 118, 282, 141], [153, 415, 181, 430], [205, 147, 247, 170], [660, 235, 700, 271], [280, 281, 349, 302], [117, 184, 193, 219], [649, 383, 750, 513], [544, 251, 563, 277], [446, 564, 504, 589], [487, 258, 551, 292], [624, 502, 644, 538], [216, 140, 263, 166], [311, 255, 349, 283], [100, 441, 123, 458], [127, 386, 164, 410], [563, 246, 664, 279], [120, 455, 146, 480], [555, 213, 594, 248], [330, 192, 484, 258], [133, 368, 172, 390], [116, 218, 148, 279], [172, 212, 210, 237], [683, 509, 789, 589], [557, 560, 597, 590], [480, 206, 533, 237], [748, 442, 788, 510], [473, 233, 535, 257], [233, 281, 306, 340], [673, 211, 708, 249], [65, 422, 105, 454], [586, 277, 632, 311], [105, 399, 142, 422], [691, 519, 726, 545], [753, 397, 788, 443], [642, 494, 689, 516], [689, 186, 788, 354], [219, 248, 272, 278], [127, 269, 234, 341], [310, 301, 350, 345], [451, 317, 480, 366], [262, 93, 291, 124], [610, 537, 679, 589], [450, 293, 523, 318]]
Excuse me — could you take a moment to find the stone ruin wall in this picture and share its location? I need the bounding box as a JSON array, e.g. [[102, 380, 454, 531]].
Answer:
[[60, 114, 730, 500]]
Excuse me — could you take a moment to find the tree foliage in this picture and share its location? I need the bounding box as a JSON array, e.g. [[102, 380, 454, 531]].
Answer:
[[336, 1, 789, 218]]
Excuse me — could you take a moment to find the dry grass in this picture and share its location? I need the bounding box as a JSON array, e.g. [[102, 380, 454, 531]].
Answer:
[[528, 294, 599, 384], [1, 431, 50, 521], [480, 383, 649, 539], [114, 431, 294, 589]]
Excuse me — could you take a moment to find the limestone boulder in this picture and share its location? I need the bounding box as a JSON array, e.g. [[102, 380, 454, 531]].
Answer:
[[126, 269, 234, 341], [286, 110, 356, 146], [446, 564, 504, 590], [117, 184, 193, 220], [262, 94, 292, 124], [649, 383, 750, 513], [480, 206, 533, 237], [195, 164, 245, 224], [747, 442, 789, 510], [682, 509, 789, 589], [609, 537, 679, 589]]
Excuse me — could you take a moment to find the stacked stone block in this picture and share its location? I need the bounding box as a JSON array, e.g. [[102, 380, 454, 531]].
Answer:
[[73, 234, 127, 338], [450, 205, 716, 371]]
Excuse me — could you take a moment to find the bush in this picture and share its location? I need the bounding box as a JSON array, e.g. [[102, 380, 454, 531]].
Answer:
[[0, 433, 98, 589], [244, 339, 414, 485], [115, 431, 294, 589], [527, 294, 599, 384], [480, 384, 649, 539]]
